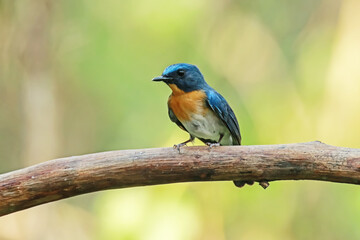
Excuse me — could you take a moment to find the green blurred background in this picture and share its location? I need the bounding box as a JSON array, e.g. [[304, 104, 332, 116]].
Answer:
[[0, 0, 359, 239]]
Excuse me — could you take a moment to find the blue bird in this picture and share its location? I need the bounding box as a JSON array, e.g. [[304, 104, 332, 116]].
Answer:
[[153, 63, 253, 187]]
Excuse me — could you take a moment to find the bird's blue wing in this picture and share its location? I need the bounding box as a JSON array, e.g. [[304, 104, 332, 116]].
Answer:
[[205, 90, 241, 145]]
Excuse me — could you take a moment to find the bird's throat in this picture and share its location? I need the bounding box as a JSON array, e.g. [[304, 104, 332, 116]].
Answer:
[[168, 84, 185, 96]]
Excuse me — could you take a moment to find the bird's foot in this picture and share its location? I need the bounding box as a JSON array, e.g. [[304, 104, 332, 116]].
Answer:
[[233, 180, 269, 189], [233, 180, 254, 188], [259, 180, 270, 189], [173, 142, 187, 153], [174, 138, 194, 153], [206, 142, 220, 150]]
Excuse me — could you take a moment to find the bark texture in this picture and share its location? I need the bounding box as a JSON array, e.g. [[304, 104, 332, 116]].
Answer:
[[0, 141, 359, 216]]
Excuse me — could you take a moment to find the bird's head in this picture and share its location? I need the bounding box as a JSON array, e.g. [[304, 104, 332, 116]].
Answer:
[[152, 63, 207, 94]]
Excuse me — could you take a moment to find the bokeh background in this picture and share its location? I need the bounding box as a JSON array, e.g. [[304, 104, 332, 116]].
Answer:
[[0, 0, 360, 239]]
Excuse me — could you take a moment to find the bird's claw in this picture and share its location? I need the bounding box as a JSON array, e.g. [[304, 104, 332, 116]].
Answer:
[[206, 142, 220, 150], [234, 180, 269, 189], [233, 180, 254, 188], [259, 180, 270, 189], [173, 138, 194, 153], [173, 143, 187, 153]]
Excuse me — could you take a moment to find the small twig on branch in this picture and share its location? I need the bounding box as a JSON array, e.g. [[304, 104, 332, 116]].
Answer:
[[0, 141, 359, 216]]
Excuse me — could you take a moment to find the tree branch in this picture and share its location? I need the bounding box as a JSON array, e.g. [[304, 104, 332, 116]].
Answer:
[[0, 141, 359, 216]]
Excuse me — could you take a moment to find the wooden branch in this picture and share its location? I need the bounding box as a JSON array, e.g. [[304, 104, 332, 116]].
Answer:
[[0, 141, 359, 216]]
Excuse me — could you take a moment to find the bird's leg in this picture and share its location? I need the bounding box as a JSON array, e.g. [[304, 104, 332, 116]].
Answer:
[[206, 134, 224, 149], [174, 135, 195, 153]]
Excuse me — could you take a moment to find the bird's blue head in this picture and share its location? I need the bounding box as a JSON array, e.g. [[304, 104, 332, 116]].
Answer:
[[152, 63, 207, 94]]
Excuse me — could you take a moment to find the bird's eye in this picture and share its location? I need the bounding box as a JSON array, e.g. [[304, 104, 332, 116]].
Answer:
[[177, 69, 185, 77]]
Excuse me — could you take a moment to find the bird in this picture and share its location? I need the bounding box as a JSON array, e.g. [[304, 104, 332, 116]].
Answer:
[[152, 63, 253, 188]]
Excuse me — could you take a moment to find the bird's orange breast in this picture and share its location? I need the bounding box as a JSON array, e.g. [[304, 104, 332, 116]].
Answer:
[[167, 84, 207, 122]]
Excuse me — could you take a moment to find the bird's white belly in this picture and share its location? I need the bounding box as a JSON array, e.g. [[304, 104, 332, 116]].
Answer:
[[182, 111, 232, 145]]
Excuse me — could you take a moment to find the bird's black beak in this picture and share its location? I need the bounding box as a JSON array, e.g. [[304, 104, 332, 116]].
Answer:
[[152, 75, 172, 82]]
